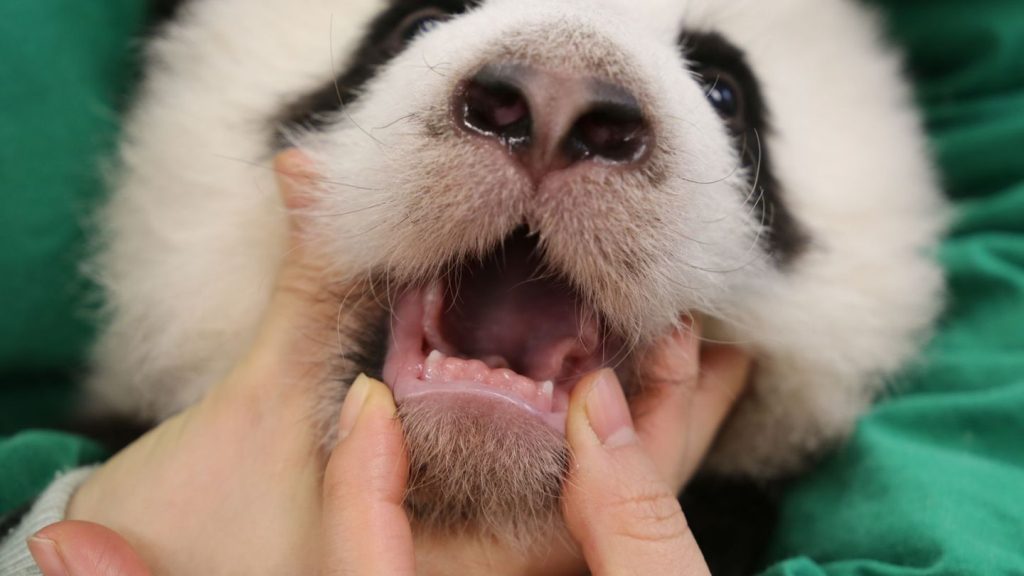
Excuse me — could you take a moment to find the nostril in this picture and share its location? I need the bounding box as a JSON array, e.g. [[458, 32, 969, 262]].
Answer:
[[456, 65, 650, 174], [460, 75, 531, 145], [565, 104, 649, 164]]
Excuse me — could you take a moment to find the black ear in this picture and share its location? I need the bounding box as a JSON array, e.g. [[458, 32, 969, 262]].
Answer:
[[149, 0, 190, 26]]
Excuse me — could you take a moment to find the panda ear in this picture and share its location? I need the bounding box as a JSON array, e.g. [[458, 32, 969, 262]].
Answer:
[[149, 0, 189, 27], [273, 148, 318, 211]]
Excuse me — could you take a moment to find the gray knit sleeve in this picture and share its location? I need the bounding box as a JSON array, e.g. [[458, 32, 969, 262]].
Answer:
[[0, 468, 96, 576]]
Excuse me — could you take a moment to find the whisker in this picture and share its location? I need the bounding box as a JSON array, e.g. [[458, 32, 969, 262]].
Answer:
[[305, 200, 394, 219], [373, 112, 417, 130]]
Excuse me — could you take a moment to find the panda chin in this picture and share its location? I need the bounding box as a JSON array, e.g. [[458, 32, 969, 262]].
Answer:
[[398, 393, 570, 544]]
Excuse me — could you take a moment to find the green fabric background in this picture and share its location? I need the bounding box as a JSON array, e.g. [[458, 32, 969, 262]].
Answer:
[[1, 0, 1022, 573], [0, 0, 146, 511], [763, 2, 1024, 573]]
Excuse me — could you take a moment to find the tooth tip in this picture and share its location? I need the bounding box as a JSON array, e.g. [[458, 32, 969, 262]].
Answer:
[[425, 350, 444, 369]]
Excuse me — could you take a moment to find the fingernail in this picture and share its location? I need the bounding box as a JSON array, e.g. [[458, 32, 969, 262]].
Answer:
[[584, 369, 638, 448], [27, 536, 68, 576], [338, 374, 373, 440]]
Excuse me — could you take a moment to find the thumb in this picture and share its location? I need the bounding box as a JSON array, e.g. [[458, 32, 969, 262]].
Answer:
[[321, 375, 415, 576], [563, 370, 710, 576], [29, 521, 151, 576]]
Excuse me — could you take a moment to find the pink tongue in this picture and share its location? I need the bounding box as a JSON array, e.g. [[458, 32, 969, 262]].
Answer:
[[439, 244, 600, 383]]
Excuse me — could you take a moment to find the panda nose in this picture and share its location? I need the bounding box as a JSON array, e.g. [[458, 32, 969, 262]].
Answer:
[[454, 63, 650, 179]]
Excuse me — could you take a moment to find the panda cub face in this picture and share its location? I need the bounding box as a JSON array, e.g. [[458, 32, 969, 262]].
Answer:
[[284, 0, 793, 539], [92, 0, 945, 550]]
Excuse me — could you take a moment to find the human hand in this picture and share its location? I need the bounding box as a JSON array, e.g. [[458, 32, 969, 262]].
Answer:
[[26, 149, 354, 575], [30, 315, 749, 575], [29, 372, 412, 576], [561, 333, 751, 575]]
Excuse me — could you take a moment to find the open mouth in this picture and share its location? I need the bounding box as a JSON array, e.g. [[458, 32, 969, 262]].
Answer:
[[382, 229, 626, 434]]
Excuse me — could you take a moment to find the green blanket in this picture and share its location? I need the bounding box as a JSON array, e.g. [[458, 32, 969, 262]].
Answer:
[[2, 1, 1022, 573], [764, 2, 1024, 573], [0, 0, 145, 510]]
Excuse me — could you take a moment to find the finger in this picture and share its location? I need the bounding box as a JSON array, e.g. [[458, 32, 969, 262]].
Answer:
[[321, 375, 415, 576], [274, 147, 319, 213], [253, 148, 330, 348], [30, 521, 151, 576], [633, 320, 752, 486], [631, 321, 702, 486], [217, 149, 336, 398], [563, 370, 710, 576], [686, 343, 752, 466]]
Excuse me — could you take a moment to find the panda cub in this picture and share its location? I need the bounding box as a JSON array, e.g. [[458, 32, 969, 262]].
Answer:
[[88, 0, 945, 552]]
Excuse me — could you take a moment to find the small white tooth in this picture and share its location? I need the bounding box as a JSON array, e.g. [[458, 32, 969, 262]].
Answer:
[[426, 350, 444, 370], [540, 380, 554, 399]]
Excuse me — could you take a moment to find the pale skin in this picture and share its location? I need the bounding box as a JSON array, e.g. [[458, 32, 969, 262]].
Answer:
[[26, 150, 751, 576]]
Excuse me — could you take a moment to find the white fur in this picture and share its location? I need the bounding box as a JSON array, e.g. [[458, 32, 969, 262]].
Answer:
[[88, 0, 946, 476]]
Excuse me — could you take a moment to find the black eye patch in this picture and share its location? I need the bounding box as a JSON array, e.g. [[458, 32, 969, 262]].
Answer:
[[278, 0, 477, 139], [682, 32, 768, 148], [680, 31, 807, 263]]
